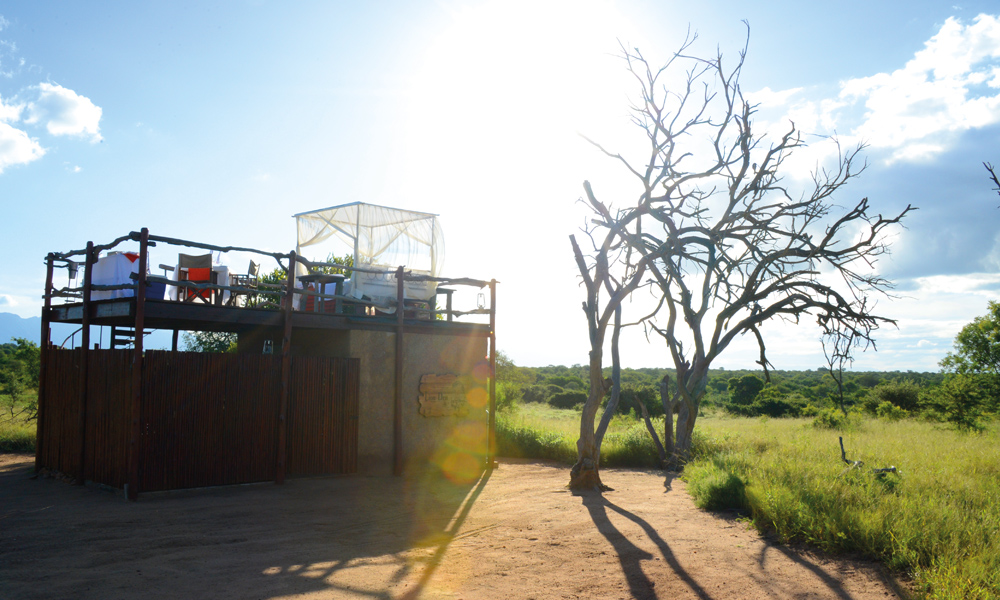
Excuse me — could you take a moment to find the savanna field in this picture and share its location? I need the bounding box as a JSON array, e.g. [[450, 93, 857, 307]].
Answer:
[[498, 402, 1000, 600]]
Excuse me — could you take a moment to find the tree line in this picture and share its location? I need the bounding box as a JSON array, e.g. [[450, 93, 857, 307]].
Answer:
[[0, 338, 40, 422]]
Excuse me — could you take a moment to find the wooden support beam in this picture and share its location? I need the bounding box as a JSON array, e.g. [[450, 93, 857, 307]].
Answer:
[[276, 251, 296, 484], [394, 265, 405, 476], [488, 279, 497, 469], [126, 228, 149, 501], [35, 254, 54, 474], [76, 242, 94, 485]]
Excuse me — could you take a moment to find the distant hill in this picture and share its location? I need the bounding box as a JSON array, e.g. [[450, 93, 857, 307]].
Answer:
[[0, 312, 40, 344], [0, 312, 175, 349]]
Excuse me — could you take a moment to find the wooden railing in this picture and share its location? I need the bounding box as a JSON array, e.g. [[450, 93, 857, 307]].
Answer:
[[43, 229, 495, 322]]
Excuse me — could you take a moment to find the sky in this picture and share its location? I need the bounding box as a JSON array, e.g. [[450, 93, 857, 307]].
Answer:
[[2, 1, 1000, 372]]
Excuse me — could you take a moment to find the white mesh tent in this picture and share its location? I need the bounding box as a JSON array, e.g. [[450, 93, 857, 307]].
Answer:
[[294, 202, 445, 302]]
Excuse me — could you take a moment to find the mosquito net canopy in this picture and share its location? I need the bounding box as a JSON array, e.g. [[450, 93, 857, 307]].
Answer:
[[294, 202, 444, 301]]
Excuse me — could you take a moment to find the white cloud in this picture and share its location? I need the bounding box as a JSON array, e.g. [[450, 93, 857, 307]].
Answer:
[[25, 83, 102, 142], [839, 14, 1000, 162], [748, 86, 803, 108], [0, 121, 44, 172], [0, 93, 20, 122], [750, 14, 1000, 167]]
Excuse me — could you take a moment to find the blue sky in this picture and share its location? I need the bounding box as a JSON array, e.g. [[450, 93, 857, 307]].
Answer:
[[2, 1, 1000, 372]]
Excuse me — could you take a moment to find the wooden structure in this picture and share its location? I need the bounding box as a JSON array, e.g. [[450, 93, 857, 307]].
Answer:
[[37, 228, 496, 500]]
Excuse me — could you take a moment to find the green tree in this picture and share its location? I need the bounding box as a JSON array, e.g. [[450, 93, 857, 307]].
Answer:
[[940, 301, 1000, 375], [728, 375, 765, 406], [495, 350, 529, 412], [0, 338, 40, 421], [182, 331, 237, 353], [928, 375, 986, 431]]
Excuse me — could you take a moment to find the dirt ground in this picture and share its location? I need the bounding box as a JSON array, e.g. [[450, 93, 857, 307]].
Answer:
[[1, 453, 908, 600]]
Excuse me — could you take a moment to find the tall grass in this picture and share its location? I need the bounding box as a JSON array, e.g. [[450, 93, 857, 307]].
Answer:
[[495, 404, 661, 467], [688, 416, 1000, 599], [0, 413, 35, 453]]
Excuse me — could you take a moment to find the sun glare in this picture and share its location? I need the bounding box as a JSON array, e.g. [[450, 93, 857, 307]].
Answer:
[[401, 1, 639, 222]]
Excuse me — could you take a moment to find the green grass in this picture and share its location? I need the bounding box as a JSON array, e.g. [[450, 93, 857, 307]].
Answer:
[[0, 414, 36, 453], [687, 416, 1000, 599], [497, 405, 1000, 598], [496, 403, 661, 467]]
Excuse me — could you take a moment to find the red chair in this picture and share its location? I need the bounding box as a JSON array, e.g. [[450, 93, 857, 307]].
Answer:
[[178, 253, 215, 303]]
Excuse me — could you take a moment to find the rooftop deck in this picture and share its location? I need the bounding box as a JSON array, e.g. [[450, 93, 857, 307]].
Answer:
[[42, 228, 495, 346]]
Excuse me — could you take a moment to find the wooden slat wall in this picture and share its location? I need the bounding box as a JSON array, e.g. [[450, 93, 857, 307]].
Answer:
[[39, 348, 359, 492], [286, 356, 359, 476], [85, 349, 132, 488], [39, 350, 81, 477]]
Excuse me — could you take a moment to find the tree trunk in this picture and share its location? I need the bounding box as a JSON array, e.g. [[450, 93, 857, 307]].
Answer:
[[660, 377, 677, 469], [594, 305, 623, 464], [637, 400, 666, 464], [569, 349, 608, 491]]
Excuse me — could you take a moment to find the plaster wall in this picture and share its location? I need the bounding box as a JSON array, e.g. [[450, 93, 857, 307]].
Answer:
[[350, 330, 488, 477], [238, 325, 489, 477]]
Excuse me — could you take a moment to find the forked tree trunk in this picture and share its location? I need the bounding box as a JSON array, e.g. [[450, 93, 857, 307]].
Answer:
[[569, 350, 608, 491], [674, 403, 697, 460], [660, 377, 676, 468]]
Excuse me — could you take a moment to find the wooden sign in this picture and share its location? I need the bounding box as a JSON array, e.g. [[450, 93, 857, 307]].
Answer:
[[419, 374, 468, 417]]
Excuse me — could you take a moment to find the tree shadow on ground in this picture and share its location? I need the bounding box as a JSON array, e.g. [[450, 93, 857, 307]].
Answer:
[[581, 492, 714, 600]]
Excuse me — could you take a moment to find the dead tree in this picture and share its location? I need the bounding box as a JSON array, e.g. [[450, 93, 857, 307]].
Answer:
[[568, 213, 649, 491], [581, 28, 913, 466], [985, 162, 1000, 206], [821, 319, 863, 415]]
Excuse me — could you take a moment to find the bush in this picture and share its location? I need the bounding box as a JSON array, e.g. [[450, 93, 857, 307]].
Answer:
[[544, 375, 586, 390], [618, 384, 663, 417], [725, 386, 803, 418], [685, 460, 748, 511], [495, 381, 521, 412], [728, 375, 765, 406], [548, 390, 588, 409], [926, 375, 986, 432], [521, 384, 554, 404], [811, 407, 856, 430], [862, 380, 920, 413], [875, 400, 908, 421]]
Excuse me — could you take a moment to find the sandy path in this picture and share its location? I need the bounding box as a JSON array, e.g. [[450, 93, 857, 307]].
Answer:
[[0, 454, 905, 599]]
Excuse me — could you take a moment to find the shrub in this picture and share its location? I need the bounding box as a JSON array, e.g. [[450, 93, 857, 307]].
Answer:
[[862, 380, 920, 413], [728, 375, 765, 406], [685, 460, 748, 511], [495, 381, 521, 412], [544, 375, 586, 390], [618, 384, 663, 417], [875, 400, 908, 421], [926, 375, 986, 432], [548, 390, 588, 409], [521, 384, 553, 404], [725, 386, 804, 418], [812, 407, 853, 430]]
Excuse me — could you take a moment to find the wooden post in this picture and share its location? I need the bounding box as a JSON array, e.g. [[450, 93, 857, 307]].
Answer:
[[76, 242, 95, 485], [171, 330, 179, 352], [276, 251, 296, 484], [488, 279, 497, 469], [393, 265, 405, 476], [126, 229, 149, 500], [35, 254, 55, 474]]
